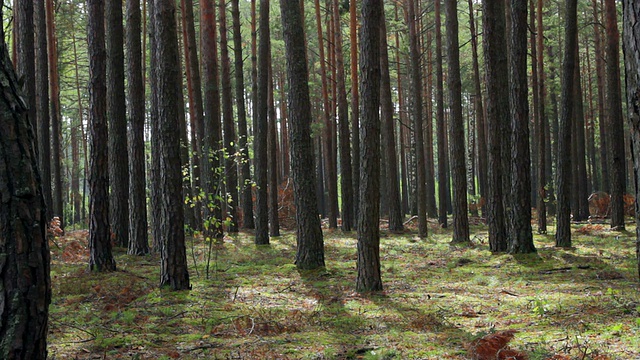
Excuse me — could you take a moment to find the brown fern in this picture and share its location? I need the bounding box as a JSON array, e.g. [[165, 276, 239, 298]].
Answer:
[[468, 330, 528, 360]]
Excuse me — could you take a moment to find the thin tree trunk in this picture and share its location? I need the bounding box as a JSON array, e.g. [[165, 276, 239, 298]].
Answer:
[[593, 0, 609, 193], [35, 0, 52, 221], [267, 57, 280, 237], [536, 0, 547, 233], [573, 48, 590, 221], [350, 0, 360, 224], [436, 0, 448, 228]]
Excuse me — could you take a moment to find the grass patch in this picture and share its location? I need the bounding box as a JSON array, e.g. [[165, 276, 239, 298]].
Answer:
[[48, 221, 640, 359]]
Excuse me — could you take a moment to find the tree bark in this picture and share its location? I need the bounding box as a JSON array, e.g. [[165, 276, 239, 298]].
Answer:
[[593, 0, 610, 193], [350, 0, 360, 224], [356, 0, 383, 293], [536, 0, 547, 233], [445, 0, 470, 244], [280, 0, 325, 269], [88, 0, 116, 272], [604, 0, 626, 229], [436, 0, 448, 228], [508, 0, 535, 254], [0, 18, 51, 358], [267, 58, 280, 237], [556, 0, 578, 248]]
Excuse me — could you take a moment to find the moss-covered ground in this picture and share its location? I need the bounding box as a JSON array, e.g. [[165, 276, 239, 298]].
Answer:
[[48, 219, 640, 359]]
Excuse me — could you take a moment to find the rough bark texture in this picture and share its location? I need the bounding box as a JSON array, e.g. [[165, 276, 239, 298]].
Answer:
[[555, 0, 578, 248], [34, 0, 52, 220], [0, 26, 51, 359], [16, 0, 36, 148], [409, 0, 427, 238], [107, 0, 130, 248], [508, 0, 535, 254], [153, 0, 190, 290], [622, 0, 640, 279], [380, 9, 403, 233], [254, 0, 270, 244], [127, 0, 149, 255], [435, 0, 448, 228], [231, 0, 255, 230], [219, 0, 239, 233], [88, 0, 116, 272], [482, 0, 508, 252], [280, 0, 325, 270], [605, 0, 626, 230], [445, 0, 470, 244], [356, 0, 383, 293], [350, 0, 360, 224]]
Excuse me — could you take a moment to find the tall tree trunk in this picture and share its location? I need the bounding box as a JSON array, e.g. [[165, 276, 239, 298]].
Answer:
[[536, 0, 547, 233], [180, 0, 204, 231], [356, 0, 383, 293], [604, 0, 626, 229], [16, 0, 36, 147], [201, 0, 224, 242], [408, 0, 427, 238], [280, 0, 325, 270], [231, 0, 255, 229], [593, 0, 609, 193], [508, 0, 535, 253], [573, 48, 590, 221], [445, 0, 470, 244], [314, 0, 338, 229], [482, 0, 509, 252], [254, 0, 270, 244], [556, 0, 578, 248], [127, 0, 149, 255], [436, 0, 448, 228], [380, 8, 403, 232], [0, 29, 51, 360], [47, 0, 63, 229], [622, 0, 640, 279], [267, 58, 280, 237], [219, 0, 239, 233], [350, 0, 360, 224], [468, 0, 487, 213], [152, 0, 190, 290], [35, 0, 52, 221], [107, 0, 130, 248], [88, 0, 116, 272], [68, 4, 82, 225]]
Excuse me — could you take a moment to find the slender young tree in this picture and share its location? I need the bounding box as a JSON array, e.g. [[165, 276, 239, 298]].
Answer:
[[231, 0, 255, 229], [152, 0, 190, 290], [350, 0, 360, 223], [408, 0, 427, 238], [127, 0, 149, 255], [107, 0, 130, 248], [219, 0, 239, 233], [47, 0, 63, 229], [380, 8, 403, 233], [435, 0, 448, 228], [508, 0, 535, 253], [0, 8, 51, 355], [34, 0, 52, 220], [593, 0, 609, 193], [280, 0, 325, 269], [255, 0, 270, 244], [604, 0, 626, 230], [201, 0, 224, 241], [536, 0, 547, 233], [622, 0, 640, 279], [88, 0, 116, 272], [445, 0, 470, 244], [267, 59, 280, 236], [482, 0, 509, 252], [556, 0, 578, 248], [356, 0, 383, 293]]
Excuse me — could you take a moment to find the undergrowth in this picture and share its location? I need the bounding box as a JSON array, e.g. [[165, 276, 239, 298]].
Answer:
[[48, 220, 640, 359]]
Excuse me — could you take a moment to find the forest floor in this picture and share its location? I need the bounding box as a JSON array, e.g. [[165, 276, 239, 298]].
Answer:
[[47, 218, 639, 359]]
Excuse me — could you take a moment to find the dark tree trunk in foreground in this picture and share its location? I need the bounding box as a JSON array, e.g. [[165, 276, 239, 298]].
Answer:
[[380, 8, 403, 233], [107, 0, 130, 248], [622, 0, 640, 279], [0, 21, 51, 358], [231, 0, 255, 229], [555, 0, 578, 248], [605, 0, 626, 230], [88, 0, 116, 272], [409, 0, 427, 237], [356, 0, 383, 293], [255, 0, 270, 244], [482, 0, 508, 252], [445, 0, 470, 244], [219, 0, 239, 233], [127, 0, 149, 255], [280, 0, 325, 270], [508, 0, 535, 254], [153, 0, 190, 290]]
